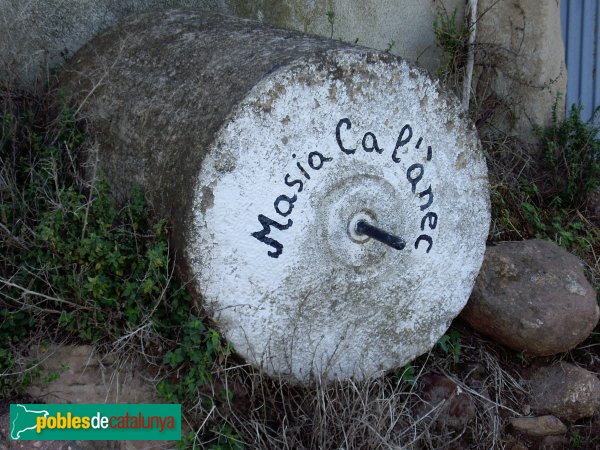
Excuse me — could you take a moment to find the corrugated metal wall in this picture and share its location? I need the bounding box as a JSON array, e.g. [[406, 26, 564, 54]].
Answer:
[[560, 0, 599, 121]]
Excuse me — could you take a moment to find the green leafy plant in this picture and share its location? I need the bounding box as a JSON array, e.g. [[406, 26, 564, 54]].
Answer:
[[489, 99, 599, 256], [569, 431, 584, 448], [326, 10, 335, 39], [433, 8, 469, 81], [385, 40, 396, 53], [40, 363, 69, 384], [0, 90, 194, 343], [209, 423, 245, 450], [0, 87, 241, 445], [157, 317, 241, 449], [158, 318, 231, 403], [512, 102, 600, 256], [536, 102, 600, 208], [436, 329, 461, 363], [395, 364, 416, 386]]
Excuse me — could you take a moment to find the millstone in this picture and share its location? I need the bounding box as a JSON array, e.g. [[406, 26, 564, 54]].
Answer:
[[59, 9, 490, 383]]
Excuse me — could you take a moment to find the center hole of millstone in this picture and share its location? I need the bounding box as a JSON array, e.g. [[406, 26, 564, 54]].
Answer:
[[347, 211, 377, 244]]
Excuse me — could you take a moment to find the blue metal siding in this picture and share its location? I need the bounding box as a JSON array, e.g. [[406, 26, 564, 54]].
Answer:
[[561, 0, 599, 121]]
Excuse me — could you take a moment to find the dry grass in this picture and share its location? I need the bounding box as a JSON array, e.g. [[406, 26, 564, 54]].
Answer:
[[160, 324, 533, 450]]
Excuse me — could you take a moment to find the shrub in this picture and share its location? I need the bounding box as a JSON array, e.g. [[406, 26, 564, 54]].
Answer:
[[0, 87, 241, 448], [536, 102, 600, 209]]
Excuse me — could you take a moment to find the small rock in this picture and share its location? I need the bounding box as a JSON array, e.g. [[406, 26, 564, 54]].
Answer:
[[509, 415, 567, 436], [530, 362, 600, 421], [418, 373, 476, 430], [461, 239, 599, 355]]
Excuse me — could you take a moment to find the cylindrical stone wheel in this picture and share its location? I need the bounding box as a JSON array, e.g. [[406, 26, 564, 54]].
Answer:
[[59, 10, 490, 383]]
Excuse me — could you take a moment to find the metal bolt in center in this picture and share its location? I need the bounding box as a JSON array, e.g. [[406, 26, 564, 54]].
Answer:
[[355, 220, 406, 250]]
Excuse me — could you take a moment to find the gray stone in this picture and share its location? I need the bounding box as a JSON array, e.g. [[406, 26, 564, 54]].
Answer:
[[460, 239, 599, 356], [58, 11, 489, 382], [509, 415, 567, 437], [0, 0, 464, 90], [474, 0, 566, 145], [530, 362, 600, 422]]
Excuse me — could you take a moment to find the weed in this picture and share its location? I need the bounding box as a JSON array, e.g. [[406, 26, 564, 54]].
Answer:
[[209, 423, 245, 450], [37, 363, 68, 384], [158, 318, 230, 403], [436, 329, 461, 363], [325, 10, 335, 39], [433, 7, 469, 85], [385, 40, 396, 53], [0, 86, 240, 446], [484, 98, 599, 291], [570, 431, 584, 448], [395, 364, 417, 386], [1, 98, 188, 342], [535, 101, 600, 209]]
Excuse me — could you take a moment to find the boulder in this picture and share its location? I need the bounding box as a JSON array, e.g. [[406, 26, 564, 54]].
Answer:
[[529, 362, 600, 422], [509, 415, 567, 437], [460, 239, 599, 356]]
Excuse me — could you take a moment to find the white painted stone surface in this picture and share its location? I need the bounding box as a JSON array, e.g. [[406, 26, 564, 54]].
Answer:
[[190, 50, 490, 382]]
